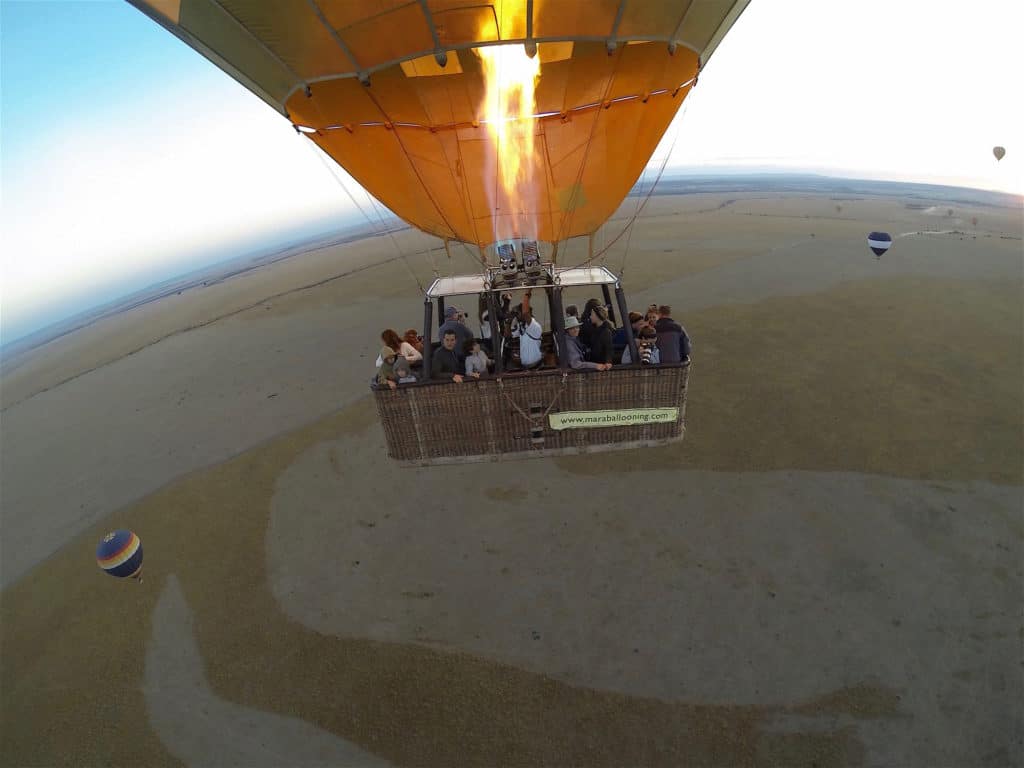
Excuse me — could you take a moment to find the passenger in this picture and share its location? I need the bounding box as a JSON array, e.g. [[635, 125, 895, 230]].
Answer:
[[563, 317, 610, 371], [613, 311, 645, 346], [621, 325, 660, 365], [480, 292, 512, 355], [587, 305, 615, 365], [477, 295, 492, 344], [403, 328, 424, 354], [654, 304, 692, 363], [645, 308, 659, 327], [464, 339, 491, 379], [431, 330, 464, 382], [565, 304, 579, 320], [579, 298, 602, 348], [513, 302, 544, 370], [438, 306, 474, 358], [382, 328, 422, 364], [377, 346, 413, 390]]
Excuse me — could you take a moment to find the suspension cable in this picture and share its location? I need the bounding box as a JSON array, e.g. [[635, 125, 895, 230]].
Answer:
[[551, 48, 629, 255], [302, 136, 426, 292], [561, 86, 690, 276], [360, 88, 491, 274]]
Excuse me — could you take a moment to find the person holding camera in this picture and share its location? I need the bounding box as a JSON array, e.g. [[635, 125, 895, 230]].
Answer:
[[511, 290, 543, 370], [620, 325, 660, 365], [480, 292, 512, 357], [437, 305, 474, 362]]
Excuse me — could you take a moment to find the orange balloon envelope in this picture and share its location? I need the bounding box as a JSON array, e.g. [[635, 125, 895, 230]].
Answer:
[[128, 1, 750, 248]]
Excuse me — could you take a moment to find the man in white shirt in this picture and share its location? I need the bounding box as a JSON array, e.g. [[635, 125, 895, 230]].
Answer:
[[513, 307, 543, 369]]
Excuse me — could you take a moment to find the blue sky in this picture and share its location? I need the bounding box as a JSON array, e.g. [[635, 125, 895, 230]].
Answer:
[[2, 0, 1021, 344]]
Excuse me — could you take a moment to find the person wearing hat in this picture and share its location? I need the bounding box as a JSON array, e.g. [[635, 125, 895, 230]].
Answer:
[[563, 316, 611, 371], [437, 305, 474, 362], [376, 346, 412, 390]]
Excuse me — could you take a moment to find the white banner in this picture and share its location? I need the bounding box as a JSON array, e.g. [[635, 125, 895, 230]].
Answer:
[[549, 408, 679, 430]]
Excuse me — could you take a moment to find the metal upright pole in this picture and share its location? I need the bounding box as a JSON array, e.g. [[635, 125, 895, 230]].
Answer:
[[552, 287, 569, 371], [437, 296, 446, 327], [487, 290, 504, 374], [614, 283, 638, 366], [422, 298, 434, 378]]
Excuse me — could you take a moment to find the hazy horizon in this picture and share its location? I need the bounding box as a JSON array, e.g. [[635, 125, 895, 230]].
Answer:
[[3, 0, 1020, 352], [0, 208, 372, 347], [3, 169, 1019, 351]]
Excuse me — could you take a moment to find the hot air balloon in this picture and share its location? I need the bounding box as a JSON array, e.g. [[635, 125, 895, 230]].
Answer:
[[96, 530, 144, 581], [129, 1, 749, 465], [867, 232, 892, 260], [993, 146, 1006, 161]]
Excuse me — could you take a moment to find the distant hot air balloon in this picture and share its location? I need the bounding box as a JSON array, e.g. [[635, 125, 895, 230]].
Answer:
[[993, 146, 1006, 161], [867, 231, 892, 260], [97, 530, 143, 581]]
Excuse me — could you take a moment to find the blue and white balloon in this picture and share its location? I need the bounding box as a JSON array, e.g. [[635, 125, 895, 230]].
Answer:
[[96, 530, 144, 581], [867, 231, 892, 259]]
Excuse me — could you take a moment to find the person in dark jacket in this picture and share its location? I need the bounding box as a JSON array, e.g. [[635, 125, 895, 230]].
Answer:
[[654, 304, 691, 363], [579, 298, 602, 349], [587, 305, 615, 365], [431, 330, 464, 382], [437, 306, 474, 360]]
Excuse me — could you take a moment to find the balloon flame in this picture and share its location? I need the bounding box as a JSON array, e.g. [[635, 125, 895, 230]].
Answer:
[[476, 44, 541, 243]]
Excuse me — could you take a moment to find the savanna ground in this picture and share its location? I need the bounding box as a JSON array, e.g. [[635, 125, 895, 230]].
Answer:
[[1, 189, 1022, 767]]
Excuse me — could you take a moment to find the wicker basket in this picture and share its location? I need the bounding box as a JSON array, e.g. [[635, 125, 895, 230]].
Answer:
[[374, 362, 689, 465]]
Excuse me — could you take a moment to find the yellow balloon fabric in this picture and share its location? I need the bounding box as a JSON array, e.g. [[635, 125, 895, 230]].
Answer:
[[129, 0, 749, 247]]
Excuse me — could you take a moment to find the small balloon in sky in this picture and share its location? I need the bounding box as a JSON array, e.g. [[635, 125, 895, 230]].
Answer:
[[96, 530, 144, 582], [867, 231, 892, 260], [992, 146, 1005, 161]]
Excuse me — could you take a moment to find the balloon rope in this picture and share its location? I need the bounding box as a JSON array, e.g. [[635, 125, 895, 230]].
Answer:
[[360, 88, 490, 273], [302, 137, 427, 292], [617, 99, 688, 279], [551, 48, 628, 254], [563, 93, 688, 276]]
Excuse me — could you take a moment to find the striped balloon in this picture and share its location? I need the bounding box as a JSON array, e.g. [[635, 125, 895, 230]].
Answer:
[[867, 231, 892, 259], [96, 530, 144, 580]]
